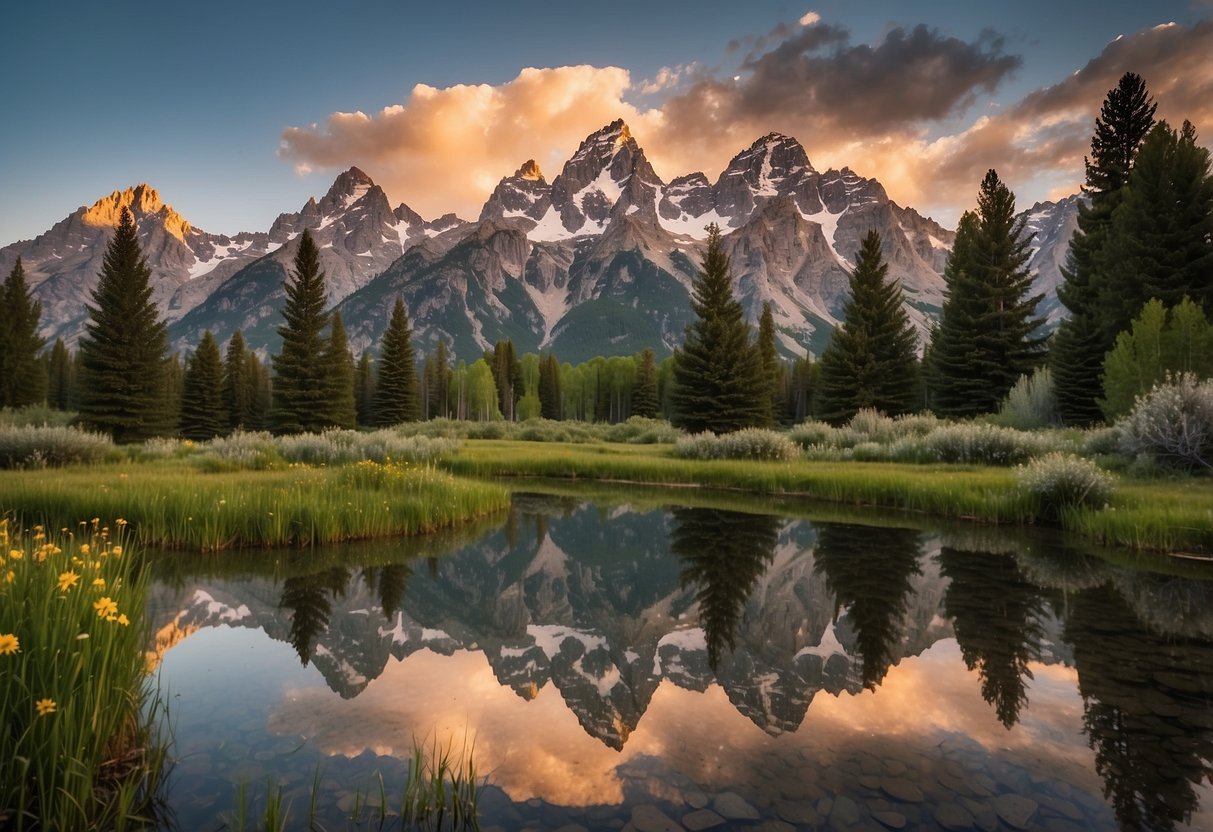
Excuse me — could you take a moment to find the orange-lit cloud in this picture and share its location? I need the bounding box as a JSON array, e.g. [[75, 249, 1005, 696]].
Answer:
[[278, 18, 1213, 227]]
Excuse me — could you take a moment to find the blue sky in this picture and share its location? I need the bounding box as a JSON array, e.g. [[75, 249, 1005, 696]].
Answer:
[[2, 0, 1210, 244]]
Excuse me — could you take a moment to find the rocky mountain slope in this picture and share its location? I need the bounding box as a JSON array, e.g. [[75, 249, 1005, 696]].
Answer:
[[2, 124, 1079, 361]]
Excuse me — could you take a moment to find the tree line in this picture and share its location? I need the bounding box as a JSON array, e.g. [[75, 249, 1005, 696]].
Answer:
[[3, 73, 1209, 441]]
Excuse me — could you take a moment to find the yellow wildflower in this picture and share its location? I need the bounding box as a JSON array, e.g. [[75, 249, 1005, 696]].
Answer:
[[57, 571, 80, 593], [0, 633, 19, 655], [116, 518, 128, 527], [4, 571, 13, 583], [79, 543, 90, 555], [35, 698, 56, 716], [92, 577, 106, 590], [116, 613, 130, 626], [111, 546, 123, 557], [8, 549, 22, 560], [94, 597, 118, 619]]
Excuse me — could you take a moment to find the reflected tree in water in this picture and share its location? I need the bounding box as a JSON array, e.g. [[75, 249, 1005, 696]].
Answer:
[[938, 548, 1045, 728], [813, 523, 923, 690], [279, 567, 350, 665], [1066, 583, 1213, 832], [361, 563, 414, 621], [671, 508, 780, 670]]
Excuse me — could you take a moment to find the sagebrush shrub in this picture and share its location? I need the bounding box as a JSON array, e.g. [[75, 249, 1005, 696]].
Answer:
[[674, 429, 800, 461], [922, 423, 1056, 465], [997, 367, 1059, 430], [0, 425, 113, 468], [1116, 373, 1213, 473], [1017, 452, 1116, 519]]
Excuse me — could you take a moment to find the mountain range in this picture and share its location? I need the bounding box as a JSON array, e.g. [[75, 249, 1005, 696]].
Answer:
[[0, 121, 1080, 363]]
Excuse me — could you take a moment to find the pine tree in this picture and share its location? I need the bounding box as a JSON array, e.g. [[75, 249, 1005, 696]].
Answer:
[[1100, 121, 1213, 329], [372, 297, 420, 425], [928, 173, 1046, 417], [816, 231, 919, 424], [1053, 72, 1156, 425], [222, 330, 251, 431], [631, 348, 659, 418], [272, 230, 330, 434], [538, 352, 563, 419], [756, 303, 785, 426], [323, 311, 357, 429], [355, 350, 374, 426], [179, 331, 226, 440], [0, 258, 47, 407], [431, 340, 451, 420], [489, 340, 522, 421], [672, 224, 765, 433], [77, 207, 173, 442], [246, 352, 271, 430], [47, 338, 72, 410]]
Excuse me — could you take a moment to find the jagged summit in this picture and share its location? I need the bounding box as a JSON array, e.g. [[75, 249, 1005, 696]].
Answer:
[[516, 160, 544, 181], [82, 183, 194, 241]]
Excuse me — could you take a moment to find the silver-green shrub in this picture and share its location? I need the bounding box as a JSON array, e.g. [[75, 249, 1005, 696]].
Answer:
[[923, 423, 1058, 465], [1116, 373, 1213, 473], [675, 429, 800, 461], [1017, 452, 1116, 518], [996, 367, 1060, 430], [0, 425, 113, 468]]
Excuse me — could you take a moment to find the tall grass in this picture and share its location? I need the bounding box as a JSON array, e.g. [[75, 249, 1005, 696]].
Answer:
[[395, 416, 681, 444], [0, 519, 166, 830], [0, 460, 510, 551]]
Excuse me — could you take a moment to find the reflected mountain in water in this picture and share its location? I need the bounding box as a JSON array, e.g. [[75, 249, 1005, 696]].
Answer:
[[145, 495, 1213, 771]]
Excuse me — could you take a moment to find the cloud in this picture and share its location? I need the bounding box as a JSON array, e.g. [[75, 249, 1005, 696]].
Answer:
[[799, 11, 821, 27]]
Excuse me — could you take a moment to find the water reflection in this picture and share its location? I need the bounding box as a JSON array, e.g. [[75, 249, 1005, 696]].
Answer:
[[813, 522, 923, 689], [938, 548, 1048, 728], [146, 494, 1213, 831], [1068, 584, 1213, 832], [669, 508, 780, 669]]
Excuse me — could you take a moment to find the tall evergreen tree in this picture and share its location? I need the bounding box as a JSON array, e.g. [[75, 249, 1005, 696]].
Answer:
[[672, 224, 765, 433], [246, 352, 271, 430], [77, 207, 173, 442], [372, 297, 420, 425], [0, 258, 47, 407], [323, 311, 357, 429], [272, 230, 330, 434], [1100, 120, 1213, 329], [355, 350, 375, 426], [538, 352, 563, 419], [179, 331, 226, 440], [431, 340, 451, 420], [488, 340, 522, 421], [928, 172, 1046, 417], [47, 338, 72, 410], [222, 330, 251, 431], [816, 231, 919, 424], [1053, 72, 1156, 425], [631, 348, 659, 419], [756, 303, 785, 426]]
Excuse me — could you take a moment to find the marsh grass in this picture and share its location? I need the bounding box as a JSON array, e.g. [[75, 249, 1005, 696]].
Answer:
[[442, 440, 1213, 552], [0, 519, 166, 830], [0, 460, 509, 551]]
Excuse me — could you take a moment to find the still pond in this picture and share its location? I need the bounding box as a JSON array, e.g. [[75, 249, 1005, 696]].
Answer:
[[147, 489, 1213, 831]]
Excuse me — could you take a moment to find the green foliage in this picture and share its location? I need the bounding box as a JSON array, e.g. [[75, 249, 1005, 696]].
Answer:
[[817, 230, 919, 424], [77, 207, 174, 442], [1100, 121, 1213, 337], [538, 352, 563, 419], [0, 521, 165, 829], [222, 330, 251, 431], [428, 340, 452, 420], [355, 350, 375, 427], [488, 339, 521, 421], [272, 231, 331, 434], [372, 298, 421, 426], [179, 330, 226, 440], [1116, 372, 1213, 473], [996, 366, 1060, 430], [1100, 298, 1213, 420], [756, 303, 784, 425], [46, 338, 73, 411], [928, 172, 1047, 417], [631, 348, 659, 419], [1017, 453, 1117, 519], [0, 257, 47, 408], [672, 224, 765, 433], [323, 312, 357, 429], [1052, 76, 1156, 425]]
